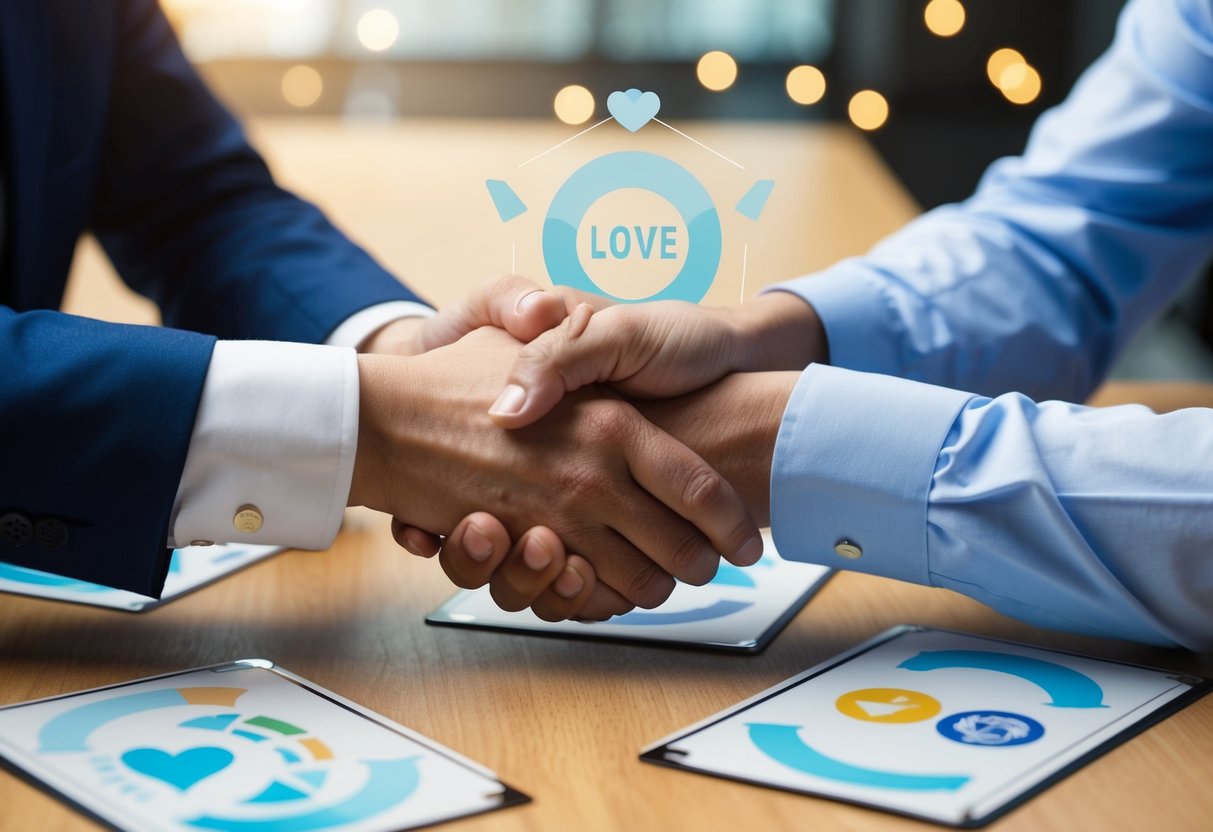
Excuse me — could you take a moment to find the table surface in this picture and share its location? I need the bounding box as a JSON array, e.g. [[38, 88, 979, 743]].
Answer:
[[5, 118, 1211, 832]]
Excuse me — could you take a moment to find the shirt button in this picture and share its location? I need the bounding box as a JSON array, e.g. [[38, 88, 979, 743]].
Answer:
[[34, 518, 69, 550], [834, 539, 863, 560], [0, 513, 33, 547], [233, 505, 264, 534]]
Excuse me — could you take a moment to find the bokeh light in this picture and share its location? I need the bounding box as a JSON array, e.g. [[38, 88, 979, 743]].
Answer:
[[281, 65, 323, 108], [999, 63, 1042, 104], [786, 65, 826, 106], [848, 90, 889, 131], [357, 9, 399, 53], [923, 0, 966, 37], [986, 48, 1026, 87], [697, 50, 738, 92], [553, 85, 595, 125]]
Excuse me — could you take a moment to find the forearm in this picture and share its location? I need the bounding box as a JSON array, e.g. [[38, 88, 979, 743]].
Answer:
[[635, 371, 801, 527]]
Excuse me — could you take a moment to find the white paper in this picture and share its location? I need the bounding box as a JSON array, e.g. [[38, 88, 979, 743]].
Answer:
[[429, 531, 831, 650], [0, 662, 519, 832], [0, 544, 284, 611], [650, 628, 1200, 825]]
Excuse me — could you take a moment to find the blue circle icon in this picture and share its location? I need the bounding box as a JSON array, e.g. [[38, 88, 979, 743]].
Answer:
[[936, 710, 1044, 747], [542, 151, 722, 303]]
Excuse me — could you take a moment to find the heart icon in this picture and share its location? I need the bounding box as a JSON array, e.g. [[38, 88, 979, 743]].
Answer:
[[122, 746, 235, 791], [607, 89, 661, 132]]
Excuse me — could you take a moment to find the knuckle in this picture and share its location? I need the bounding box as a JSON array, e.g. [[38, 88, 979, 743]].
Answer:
[[627, 561, 675, 609], [583, 400, 634, 444], [683, 466, 724, 511]]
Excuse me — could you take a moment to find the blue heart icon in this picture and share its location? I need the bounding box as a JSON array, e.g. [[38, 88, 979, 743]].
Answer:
[[122, 746, 234, 791], [607, 89, 661, 132]]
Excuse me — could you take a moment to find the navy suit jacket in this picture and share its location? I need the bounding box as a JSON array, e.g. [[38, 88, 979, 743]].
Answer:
[[0, 0, 424, 595]]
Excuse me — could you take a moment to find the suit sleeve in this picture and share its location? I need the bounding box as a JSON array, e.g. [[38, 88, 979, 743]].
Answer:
[[0, 308, 214, 596], [89, 0, 426, 341]]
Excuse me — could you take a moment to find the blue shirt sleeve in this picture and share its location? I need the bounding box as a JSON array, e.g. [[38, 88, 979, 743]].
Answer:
[[767, 0, 1213, 650], [774, 0, 1213, 402]]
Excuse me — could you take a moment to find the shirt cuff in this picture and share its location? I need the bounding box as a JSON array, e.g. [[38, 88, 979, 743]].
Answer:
[[765, 264, 905, 376], [769, 364, 973, 585], [325, 301, 434, 349], [170, 340, 358, 550]]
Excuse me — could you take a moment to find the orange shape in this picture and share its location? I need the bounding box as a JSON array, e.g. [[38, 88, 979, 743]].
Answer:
[[835, 688, 941, 723]]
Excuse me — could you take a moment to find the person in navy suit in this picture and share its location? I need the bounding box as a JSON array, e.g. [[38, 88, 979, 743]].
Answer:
[[0, 0, 760, 619]]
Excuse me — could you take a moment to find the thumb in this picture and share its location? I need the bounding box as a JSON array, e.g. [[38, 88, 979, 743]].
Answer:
[[488, 303, 620, 428], [419, 275, 566, 352]]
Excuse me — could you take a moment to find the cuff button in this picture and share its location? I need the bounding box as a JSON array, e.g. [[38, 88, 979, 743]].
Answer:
[[233, 505, 264, 534], [834, 539, 863, 560], [0, 513, 33, 547], [34, 518, 68, 550]]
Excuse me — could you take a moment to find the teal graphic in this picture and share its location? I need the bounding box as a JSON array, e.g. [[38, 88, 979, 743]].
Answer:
[[735, 180, 775, 221], [489, 88, 775, 304], [936, 711, 1045, 747], [747, 724, 970, 791], [543, 150, 722, 303], [606, 88, 661, 132], [186, 758, 421, 832], [485, 180, 527, 222], [123, 747, 235, 791], [38, 685, 420, 830], [898, 650, 1106, 708], [0, 561, 112, 593]]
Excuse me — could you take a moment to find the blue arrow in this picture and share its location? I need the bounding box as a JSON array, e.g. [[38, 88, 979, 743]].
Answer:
[[611, 598, 753, 626], [186, 757, 420, 831], [747, 724, 969, 792], [40, 690, 193, 752], [898, 650, 1106, 708]]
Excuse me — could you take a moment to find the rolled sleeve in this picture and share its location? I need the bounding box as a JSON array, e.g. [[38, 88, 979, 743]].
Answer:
[[770, 364, 973, 584]]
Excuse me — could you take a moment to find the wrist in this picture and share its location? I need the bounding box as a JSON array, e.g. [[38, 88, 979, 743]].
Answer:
[[358, 317, 427, 356], [731, 292, 828, 371]]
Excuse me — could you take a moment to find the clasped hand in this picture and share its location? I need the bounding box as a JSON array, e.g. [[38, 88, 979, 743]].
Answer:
[[347, 276, 802, 621]]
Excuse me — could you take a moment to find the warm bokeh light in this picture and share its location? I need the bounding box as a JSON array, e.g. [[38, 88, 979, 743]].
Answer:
[[786, 65, 826, 106], [697, 50, 738, 92], [553, 84, 595, 125], [848, 90, 889, 131], [357, 8, 399, 53], [923, 0, 965, 37], [281, 65, 323, 108], [987, 48, 1026, 87], [999, 63, 1042, 104]]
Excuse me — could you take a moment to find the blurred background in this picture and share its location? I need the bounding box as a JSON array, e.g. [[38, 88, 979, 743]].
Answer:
[[161, 0, 1213, 381]]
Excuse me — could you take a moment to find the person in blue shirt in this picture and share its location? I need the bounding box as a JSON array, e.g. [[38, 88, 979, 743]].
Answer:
[[428, 0, 1213, 650]]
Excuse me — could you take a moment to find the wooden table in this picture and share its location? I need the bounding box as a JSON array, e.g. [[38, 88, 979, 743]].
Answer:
[[6, 118, 1212, 831]]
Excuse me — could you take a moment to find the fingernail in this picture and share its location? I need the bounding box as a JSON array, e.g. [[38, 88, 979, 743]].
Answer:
[[489, 384, 526, 416], [523, 537, 553, 571], [515, 289, 545, 315], [736, 536, 763, 566], [554, 566, 584, 598], [400, 538, 422, 557], [464, 523, 494, 562]]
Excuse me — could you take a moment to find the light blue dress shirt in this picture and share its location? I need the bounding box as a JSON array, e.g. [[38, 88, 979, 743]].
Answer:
[[768, 0, 1213, 650]]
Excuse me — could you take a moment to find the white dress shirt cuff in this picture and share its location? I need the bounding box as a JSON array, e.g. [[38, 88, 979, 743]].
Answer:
[[170, 340, 358, 549], [325, 301, 435, 348], [170, 303, 434, 550]]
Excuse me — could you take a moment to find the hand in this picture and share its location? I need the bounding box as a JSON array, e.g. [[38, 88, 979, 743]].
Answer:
[[358, 274, 573, 357], [349, 326, 763, 610], [488, 292, 825, 429], [434, 369, 803, 618], [365, 274, 615, 566]]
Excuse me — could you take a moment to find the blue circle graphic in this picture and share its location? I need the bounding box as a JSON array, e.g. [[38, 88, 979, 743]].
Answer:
[[936, 710, 1045, 747], [542, 151, 722, 303]]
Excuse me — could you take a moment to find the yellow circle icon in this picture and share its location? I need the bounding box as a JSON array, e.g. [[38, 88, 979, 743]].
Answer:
[[836, 688, 941, 723]]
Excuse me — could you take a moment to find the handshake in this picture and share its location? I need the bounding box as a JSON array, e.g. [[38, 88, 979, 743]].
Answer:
[[347, 275, 826, 622]]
